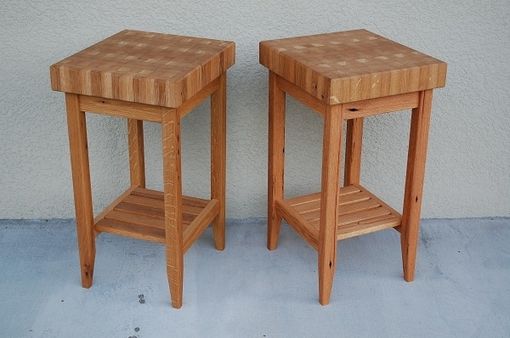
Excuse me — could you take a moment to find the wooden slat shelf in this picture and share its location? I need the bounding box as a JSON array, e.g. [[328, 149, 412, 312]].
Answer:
[[276, 184, 401, 249], [95, 187, 219, 252]]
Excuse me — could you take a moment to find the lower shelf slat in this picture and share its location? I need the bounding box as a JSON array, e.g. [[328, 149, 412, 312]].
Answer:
[[277, 184, 401, 247], [96, 217, 165, 243], [95, 187, 218, 249]]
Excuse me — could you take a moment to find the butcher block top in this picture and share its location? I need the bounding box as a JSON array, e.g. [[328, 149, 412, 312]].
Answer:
[[259, 29, 446, 104], [50, 30, 235, 107]]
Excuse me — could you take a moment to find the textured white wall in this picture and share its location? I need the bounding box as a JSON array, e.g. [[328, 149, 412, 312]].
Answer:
[[0, 0, 509, 219]]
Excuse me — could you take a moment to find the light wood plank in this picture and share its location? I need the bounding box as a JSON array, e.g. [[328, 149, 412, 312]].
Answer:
[[342, 92, 420, 119], [131, 187, 209, 207], [115, 201, 164, 218], [288, 185, 361, 207], [123, 194, 164, 209], [303, 199, 380, 222], [122, 194, 204, 216], [106, 210, 163, 229], [96, 218, 165, 243], [336, 214, 400, 240], [338, 206, 391, 225], [128, 119, 145, 187], [94, 186, 137, 224], [276, 75, 326, 116], [344, 118, 364, 185], [292, 191, 372, 217], [79, 95, 166, 122], [360, 183, 402, 219]]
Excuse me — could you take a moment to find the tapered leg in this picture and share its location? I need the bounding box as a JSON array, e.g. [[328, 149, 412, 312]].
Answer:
[[211, 73, 227, 250], [267, 72, 286, 250], [344, 117, 364, 186], [128, 119, 145, 187], [401, 90, 433, 282], [318, 105, 343, 305], [162, 109, 184, 308], [65, 93, 96, 288]]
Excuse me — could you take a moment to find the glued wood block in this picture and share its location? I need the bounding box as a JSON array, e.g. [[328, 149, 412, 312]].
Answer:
[[260, 29, 446, 104], [51, 30, 235, 107]]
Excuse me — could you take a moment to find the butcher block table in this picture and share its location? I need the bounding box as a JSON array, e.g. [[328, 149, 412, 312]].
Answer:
[[50, 30, 235, 308], [260, 29, 447, 305]]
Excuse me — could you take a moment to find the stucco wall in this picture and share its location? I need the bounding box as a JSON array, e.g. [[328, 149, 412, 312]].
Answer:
[[1, 0, 509, 219]]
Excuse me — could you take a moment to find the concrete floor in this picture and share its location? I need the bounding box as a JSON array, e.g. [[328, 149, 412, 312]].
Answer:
[[0, 218, 509, 338]]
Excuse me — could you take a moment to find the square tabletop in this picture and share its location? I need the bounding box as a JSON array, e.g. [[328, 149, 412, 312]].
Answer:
[[260, 29, 446, 104], [51, 30, 235, 107]]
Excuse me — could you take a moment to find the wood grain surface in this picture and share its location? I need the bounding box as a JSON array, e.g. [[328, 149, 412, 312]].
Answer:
[[278, 184, 402, 245], [51, 30, 235, 107], [260, 29, 446, 104], [94, 187, 218, 251]]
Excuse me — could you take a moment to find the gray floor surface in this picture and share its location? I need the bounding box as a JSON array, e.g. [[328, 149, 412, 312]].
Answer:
[[0, 218, 509, 338]]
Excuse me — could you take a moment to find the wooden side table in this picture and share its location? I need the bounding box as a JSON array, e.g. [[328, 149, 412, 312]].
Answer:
[[260, 30, 447, 305], [50, 30, 235, 308]]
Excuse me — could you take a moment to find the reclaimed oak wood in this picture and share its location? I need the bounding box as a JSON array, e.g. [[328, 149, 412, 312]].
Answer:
[[51, 30, 235, 108], [178, 76, 221, 118], [260, 29, 446, 104], [128, 119, 145, 187], [275, 75, 422, 119], [267, 71, 286, 250], [276, 75, 327, 116], [276, 199, 318, 249], [65, 93, 95, 288], [277, 184, 402, 246], [94, 186, 138, 225], [318, 104, 343, 305], [261, 30, 446, 305], [94, 187, 218, 250], [401, 90, 433, 282], [342, 92, 420, 119], [183, 199, 220, 252], [52, 30, 233, 309], [344, 118, 364, 185], [211, 73, 227, 250], [79, 95, 165, 122], [162, 109, 183, 309]]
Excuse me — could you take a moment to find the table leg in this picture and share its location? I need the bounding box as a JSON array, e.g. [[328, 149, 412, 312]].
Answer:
[[211, 73, 227, 250], [128, 119, 145, 187], [267, 72, 286, 250], [162, 109, 184, 308], [401, 89, 433, 281], [344, 117, 364, 186], [318, 105, 343, 305], [65, 93, 96, 288]]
